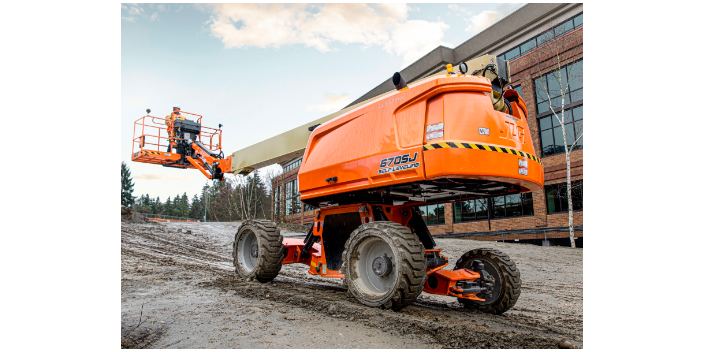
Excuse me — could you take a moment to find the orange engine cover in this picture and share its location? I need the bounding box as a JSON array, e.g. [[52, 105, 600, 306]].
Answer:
[[298, 75, 544, 206]]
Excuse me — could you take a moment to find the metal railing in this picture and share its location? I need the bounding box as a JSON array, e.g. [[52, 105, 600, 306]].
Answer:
[[132, 111, 222, 155]]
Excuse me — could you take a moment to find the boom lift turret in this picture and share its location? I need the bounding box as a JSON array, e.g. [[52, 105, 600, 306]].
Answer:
[[131, 55, 543, 314]]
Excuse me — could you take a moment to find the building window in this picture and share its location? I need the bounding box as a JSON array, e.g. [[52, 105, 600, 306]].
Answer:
[[545, 180, 583, 214], [273, 185, 281, 218], [538, 105, 583, 157], [513, 85, 522, 98], [534, 60, 583, 115], [454, 193, 534, 223], [534, 59, 583, 157], [285, 179, 300, 215], [419, 204, 445, 225], [497, 12, 582, 62], [283, 158, 302, 173]]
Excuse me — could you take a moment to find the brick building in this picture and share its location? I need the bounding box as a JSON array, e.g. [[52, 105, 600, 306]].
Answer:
[[271, 3, 583, 246]]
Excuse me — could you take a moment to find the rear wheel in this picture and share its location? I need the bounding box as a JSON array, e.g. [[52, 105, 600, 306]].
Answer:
[[454, 248, 521, 314], [342, 222, 426, 310], [233, 220, 284, 283]]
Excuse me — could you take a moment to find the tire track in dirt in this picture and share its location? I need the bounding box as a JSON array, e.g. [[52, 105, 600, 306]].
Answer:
[[121, 221, 582, 348]]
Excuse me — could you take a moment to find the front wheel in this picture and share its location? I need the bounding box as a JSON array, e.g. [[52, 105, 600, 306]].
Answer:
[[342, 222, 427, 310], [454, 248, 521, 314], [232, 220, 284, 283]]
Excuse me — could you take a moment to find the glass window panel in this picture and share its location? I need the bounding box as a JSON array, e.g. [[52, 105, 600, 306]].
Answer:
[[560, 67, 570, 93], [465, 200, 476, 221], [564, 109, 573, 123], [454, 203, 462, 223], [492, 196, 505, 218], [554, 19, 574, 37], [514, 85, 522, 97], [541, 129, 554, 156], [539, 116, 552, 131], [567, 60, 583, 90], [520, 39, 537, 55], [547, 73, 562, 96], [522, 193, 534, 215], [536, 101, 548, 115], [573, 119, 583, 149], [565, 122, 576, 147], [475, 199, 488, 220], [436, 203, 445, 224], [430, 204, 440, 225], [572, 181, 583, 211], [572, 106, 583, 120], [570, 89, 583, 102], [551, 94, 570, 109], [574, 13, 583, 28], [546, 186, 558, 213], [505, 194, 522, 217], [537, 30, 553, 46], [553, 128, 566, 154], [504, 47, 520, 61], [559, 184, 570, 213], [534, 77, 549, 102]]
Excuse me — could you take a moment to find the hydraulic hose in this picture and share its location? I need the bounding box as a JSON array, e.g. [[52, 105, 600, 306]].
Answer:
[[482, 64, 496, 77], [504, 98, 513, 115]]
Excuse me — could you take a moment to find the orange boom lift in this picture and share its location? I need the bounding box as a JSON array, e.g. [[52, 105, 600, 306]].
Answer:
[[131, 55, 543, 314]]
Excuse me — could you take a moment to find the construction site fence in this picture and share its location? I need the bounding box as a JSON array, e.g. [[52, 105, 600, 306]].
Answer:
[[137, 212, 211, 223], [434, 225, 584, 241]]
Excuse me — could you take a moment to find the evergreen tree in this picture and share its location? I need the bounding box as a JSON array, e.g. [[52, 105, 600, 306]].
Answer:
[[173, 194, 182, 217], [133, 194, 151, 214], [179, 192, 189, 218], [164, 196, 172, 216], [152, 196, 163, 215], [121, 162, 135, 207], [190, 194, 205, 220]]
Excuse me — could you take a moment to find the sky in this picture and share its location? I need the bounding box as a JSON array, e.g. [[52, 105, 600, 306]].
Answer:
[[121, 3, 525, 202]]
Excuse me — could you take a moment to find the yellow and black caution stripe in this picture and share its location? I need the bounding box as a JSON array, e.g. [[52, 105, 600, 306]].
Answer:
[[142, 151, 162, 155], [423, 141, 542, 164]]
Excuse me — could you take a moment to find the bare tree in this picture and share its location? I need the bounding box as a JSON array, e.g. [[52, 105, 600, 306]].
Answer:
[[263, 166, 283, 223], [231, 170, 268, 221], [530, 19, 583, 248]]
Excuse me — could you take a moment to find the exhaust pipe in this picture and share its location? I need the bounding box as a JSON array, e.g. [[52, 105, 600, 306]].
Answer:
[[392, 72, 407, 90]]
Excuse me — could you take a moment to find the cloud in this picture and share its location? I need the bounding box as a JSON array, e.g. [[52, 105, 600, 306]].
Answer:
[[134, 174, 195, 181], [465, 11, 501, 35], [384, 19, 450, 67], [121, 4, 163, 23], [306, 93, 352, 113], [463, 3, 524, 37], [205, 4, 449, 68], [447, 4, 471, 17], [128, 7, 143, 16]]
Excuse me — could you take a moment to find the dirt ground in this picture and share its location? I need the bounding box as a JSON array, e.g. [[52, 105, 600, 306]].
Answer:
[[121, 218, 583, 349]]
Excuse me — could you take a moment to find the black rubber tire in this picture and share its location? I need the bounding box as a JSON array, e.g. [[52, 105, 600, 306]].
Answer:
[[342, 221, 427, 310], [454, 248, 521, 315], [232, 220, 284, 283]]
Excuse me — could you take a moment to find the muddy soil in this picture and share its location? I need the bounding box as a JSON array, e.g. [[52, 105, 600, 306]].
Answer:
[[121, 221, 582, 349]]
